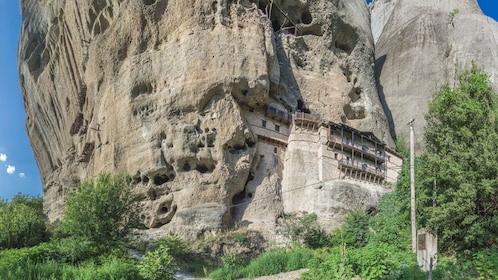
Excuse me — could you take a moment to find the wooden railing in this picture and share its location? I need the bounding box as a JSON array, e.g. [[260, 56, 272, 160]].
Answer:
[[328, 132, 385, 162], [338, 159, 385, 178], [294, 112, 321, 124]]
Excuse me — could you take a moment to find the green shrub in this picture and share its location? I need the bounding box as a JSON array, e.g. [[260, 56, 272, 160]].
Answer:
[[303, 227, 329, 249], [137, 244, 178, 280], [210, 248, 314, 280], [474, 246, 498, 280], [0, 194, 48, 249], [303, 246, 353, 280], [280, 213, 329, 248], [341, 210, 371, 248], [156, 233, 188, 259], [0, 255, 142, 280], [58, 173, 143, 252], [51, 236, 98, 264]]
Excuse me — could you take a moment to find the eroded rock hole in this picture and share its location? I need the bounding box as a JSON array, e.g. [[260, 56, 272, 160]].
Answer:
[[143, 176, 150, 184], [154, 174, 169, 185], [131, 82, 153, 98], [161, 206, 169, 213], [333, 20, 358, 54], [196, 165, 209, 173], [348, 87, 362, 102], [147, 189, 157, 200], [183, 163, 191, 171], [301, 11, 313, 24], [143, 0, 157, 5]]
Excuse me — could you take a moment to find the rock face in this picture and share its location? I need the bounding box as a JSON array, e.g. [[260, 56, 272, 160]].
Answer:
[[19, 0, 393, 239], [372, 0, 498, 151]]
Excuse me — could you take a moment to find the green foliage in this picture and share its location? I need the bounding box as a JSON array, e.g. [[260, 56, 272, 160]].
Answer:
[[0, 194, 48, 249], [368, 191, 411, 251], [421, 64, 498, 253], [280, 213, 329, 248], [137, 244, 178, 280], [52, 236, 98, 264], [156, 233, 188, 259], [303, 245, 353, 280], [0, 256, 142, 280], [306, 243, 423, 280], [58, 173, 143, 252], [340, 210, 370, 248], [210, 247, 314, 280], [474, 246, 498, 280], [449, 8, 460, 19]]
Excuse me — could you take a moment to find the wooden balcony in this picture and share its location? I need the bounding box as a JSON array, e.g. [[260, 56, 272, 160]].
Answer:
[[266, 105, 292, 124], [294, 112, 321, 126], [338, 159, 385, 179], [327, 132, 385, 163]]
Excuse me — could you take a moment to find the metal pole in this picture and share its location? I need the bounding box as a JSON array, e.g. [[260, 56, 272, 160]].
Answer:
[[408, 119, 416, 253], [428, 257, 433, 280]]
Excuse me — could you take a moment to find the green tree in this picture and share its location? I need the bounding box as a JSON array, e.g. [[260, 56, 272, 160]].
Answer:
[[421, 63, 498, 252], [0, 194, 48, 249], [58, 173, 143, 252]]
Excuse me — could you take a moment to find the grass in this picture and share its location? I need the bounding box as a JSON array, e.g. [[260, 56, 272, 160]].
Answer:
[[0, 256, 142, 280], [209, 247, 314, 280]]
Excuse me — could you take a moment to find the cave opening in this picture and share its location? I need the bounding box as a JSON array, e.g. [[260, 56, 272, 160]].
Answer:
[[153, 174, 169, 185]]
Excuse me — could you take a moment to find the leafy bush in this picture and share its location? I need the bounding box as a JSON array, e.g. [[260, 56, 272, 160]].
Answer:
[[58, 173, 143, 252], [156, 233, 188, 259], [341, 210, 371, 248], [51, 236, 98, 264], [210, 247, 314, 280], [0, 256, 142, 280], [474, 246, 498, 280], [303, 246, 353, 280], [137, 244, 178, 280], [280, 213, 329, 248], [0, 194, 48, 249]]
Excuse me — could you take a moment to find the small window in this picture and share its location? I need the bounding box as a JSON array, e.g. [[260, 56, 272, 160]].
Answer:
[[274, 147, 278, 153], [334, 153, 338, 159], [275, 125, 280, 132], [262, 120, 267, 128]]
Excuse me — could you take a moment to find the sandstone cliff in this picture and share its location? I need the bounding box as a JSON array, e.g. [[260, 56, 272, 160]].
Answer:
[[372, 0, 498, 151], [19, 0, 394, 240]]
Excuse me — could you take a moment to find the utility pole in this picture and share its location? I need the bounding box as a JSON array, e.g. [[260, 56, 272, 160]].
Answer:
[[408, 118, 416, 253]]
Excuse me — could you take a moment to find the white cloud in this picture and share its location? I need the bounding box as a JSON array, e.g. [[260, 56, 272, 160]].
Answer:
[[19, 173, 25, 178], [0, 153, 6, 162], [6, 165, 15, 174]]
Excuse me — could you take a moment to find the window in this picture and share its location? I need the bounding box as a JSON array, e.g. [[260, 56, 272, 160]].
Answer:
[[275, 125, 280, 132], [262, 120, 267, 128], [274, 147, 278, 153], [334, 153, 338, 159]]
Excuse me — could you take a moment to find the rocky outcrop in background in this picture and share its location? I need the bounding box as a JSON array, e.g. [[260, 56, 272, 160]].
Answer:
[[23, 0, 498, 240], [19, 0, 393, 240], [372, 0, 498, 151]]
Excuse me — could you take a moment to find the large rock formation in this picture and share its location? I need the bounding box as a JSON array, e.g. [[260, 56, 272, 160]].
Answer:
[[372, 0, 498, 151], [19, 0, 393, 239]]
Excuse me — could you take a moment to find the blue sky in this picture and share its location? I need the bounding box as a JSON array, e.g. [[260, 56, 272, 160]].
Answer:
[[0, 1, 497, 200]]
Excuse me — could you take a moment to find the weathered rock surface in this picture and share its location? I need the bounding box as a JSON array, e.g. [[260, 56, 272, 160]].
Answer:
[[372, 0, 498, 151], [19, 0, 393, 239]]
